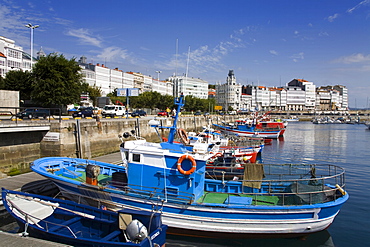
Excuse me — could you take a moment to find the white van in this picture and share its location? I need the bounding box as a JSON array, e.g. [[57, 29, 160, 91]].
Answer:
[[102, 105, 126, 118]]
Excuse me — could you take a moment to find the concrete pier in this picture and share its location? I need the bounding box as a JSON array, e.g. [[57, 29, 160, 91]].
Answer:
[[0, 231, 69, 247]]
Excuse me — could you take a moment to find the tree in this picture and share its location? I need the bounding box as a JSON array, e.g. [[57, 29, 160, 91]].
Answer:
[[81, 83, 102, 106], [158, 95, 175, 110], [2, 70, 34, 100], [0, 75, 4, 89], [184, 95, 198, 112], [137, 91, 162, 109], [31, 53, 83, 107]]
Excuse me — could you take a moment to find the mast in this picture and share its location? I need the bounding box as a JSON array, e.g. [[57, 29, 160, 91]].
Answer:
[[167, 94, 184, 143]]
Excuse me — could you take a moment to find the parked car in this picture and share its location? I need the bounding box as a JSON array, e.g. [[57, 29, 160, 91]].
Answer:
[[194, 112, 202, 116], [157, 111, 169, 117], [101, 105, 126, 118], [131, 110, 147, 117], [16, 108, 50, 119], [72, 107, 94, 118]]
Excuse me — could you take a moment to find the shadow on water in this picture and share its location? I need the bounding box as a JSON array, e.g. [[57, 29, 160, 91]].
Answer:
[[166, 230, 334, 247]]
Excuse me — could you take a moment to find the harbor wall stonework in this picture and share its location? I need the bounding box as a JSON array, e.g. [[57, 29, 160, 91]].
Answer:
[[0, 115, 234, 173]]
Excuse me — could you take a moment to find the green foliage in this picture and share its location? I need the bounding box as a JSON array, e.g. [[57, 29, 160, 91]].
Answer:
[[107, 91, 175, 110], [81, 83, 102, 106], [31, 53, 83, 107], [2, 70, 34, 100], [0, 75, 4, 89], [158, 94, 175, 110], [137, 91, 162, 109], [184, 95, 216, 112], [208, 84, 216, 89]]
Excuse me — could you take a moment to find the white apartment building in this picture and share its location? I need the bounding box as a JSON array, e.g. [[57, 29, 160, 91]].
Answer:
[[152, 79, 173, 96], [286, 79, 316, 110], [168, 75, 209, 99], [215, 70, 242, 111], [78, 56, 172, 97], [316, 85, 349, 111], [0, 36, 33, 77]]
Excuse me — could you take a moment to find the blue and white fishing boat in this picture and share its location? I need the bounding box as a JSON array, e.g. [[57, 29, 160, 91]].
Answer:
[[31, 95, 348, 238], [2, 188, 167, 246], [212, 122, 282, 139]]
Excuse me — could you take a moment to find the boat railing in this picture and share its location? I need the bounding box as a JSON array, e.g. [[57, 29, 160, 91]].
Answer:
[[102, 178, 195, 204], [121, 183, 196, 204], [205, 163, 346, 206]]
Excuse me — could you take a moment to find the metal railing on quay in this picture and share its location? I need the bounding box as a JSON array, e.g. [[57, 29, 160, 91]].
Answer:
[[0, 106, 62, 123]]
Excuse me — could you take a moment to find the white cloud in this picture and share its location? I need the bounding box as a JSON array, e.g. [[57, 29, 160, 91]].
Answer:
[[96, 46, 129, 62], [269, 50, 278, 56], [66, 28, 102, 47], [327, 13, 339, 22], [319, 31, 329, 37], [291, 52, 304, 62], [158, 26, 255, 75], [333, 53, 370, 64], [347, 0, 370, 13]]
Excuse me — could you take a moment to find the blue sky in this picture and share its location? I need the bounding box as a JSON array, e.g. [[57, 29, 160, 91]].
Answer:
[[1, 0, 369, 108]]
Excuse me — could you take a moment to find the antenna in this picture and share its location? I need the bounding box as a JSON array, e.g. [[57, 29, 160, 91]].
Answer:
[[185, 46, 190, 84], [175, 39, 178, 77]]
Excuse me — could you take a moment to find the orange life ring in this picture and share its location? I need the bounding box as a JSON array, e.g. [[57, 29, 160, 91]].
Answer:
[[177, 155, 196, 175], [177, 128, 190, 145]]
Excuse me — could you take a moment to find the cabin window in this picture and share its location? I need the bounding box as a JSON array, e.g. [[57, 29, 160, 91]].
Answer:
[[133, 154, 141, 162]]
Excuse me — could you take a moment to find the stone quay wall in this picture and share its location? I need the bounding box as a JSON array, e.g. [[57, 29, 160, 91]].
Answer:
[[0, 115, 235, 172]]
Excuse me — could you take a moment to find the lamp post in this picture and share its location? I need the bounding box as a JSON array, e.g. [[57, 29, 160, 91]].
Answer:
[[25, 23, 39, 67], [156, 70, 162, 81]]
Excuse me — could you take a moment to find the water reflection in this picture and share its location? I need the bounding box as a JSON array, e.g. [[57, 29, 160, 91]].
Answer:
[[166, 230, 334, 247]]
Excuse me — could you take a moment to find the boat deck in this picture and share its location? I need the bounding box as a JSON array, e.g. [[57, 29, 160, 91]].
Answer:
[[51, 160, 346, 207], [197, 192, 279, 206]]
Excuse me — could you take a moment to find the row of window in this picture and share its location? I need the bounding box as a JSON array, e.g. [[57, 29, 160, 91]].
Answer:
[[7, 60, 21, 69], [7, 49, 21, 59]]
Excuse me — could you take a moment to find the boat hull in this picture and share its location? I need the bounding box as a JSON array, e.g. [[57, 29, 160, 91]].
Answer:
[[31, 157, 348, 238], [215, 125, 281, 139], [50, 176, 347, 238]]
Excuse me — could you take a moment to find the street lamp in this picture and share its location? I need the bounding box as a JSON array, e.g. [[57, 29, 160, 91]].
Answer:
[[156, 70, 162, 81], [25, 23, 39, 67]]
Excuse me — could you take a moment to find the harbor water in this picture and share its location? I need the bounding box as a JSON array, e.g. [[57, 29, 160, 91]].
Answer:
[[167, 121, 370, 247]]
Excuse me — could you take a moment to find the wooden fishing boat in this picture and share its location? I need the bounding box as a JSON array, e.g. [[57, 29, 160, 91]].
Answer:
[[31, 95, 348, 239], [2, 188, 167, 246]]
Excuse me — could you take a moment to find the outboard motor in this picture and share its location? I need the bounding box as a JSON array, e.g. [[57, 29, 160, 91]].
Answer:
[[126, 219, 148, 243], [85, 164, 100, 185]]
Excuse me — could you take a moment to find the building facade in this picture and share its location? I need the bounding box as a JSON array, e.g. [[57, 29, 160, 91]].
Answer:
[[0, 36, 34, 78], [316, 85, 348, 111], [78, 56, 173, 97], [215, 70, 242, 111], [168, 75, 209, 99]]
